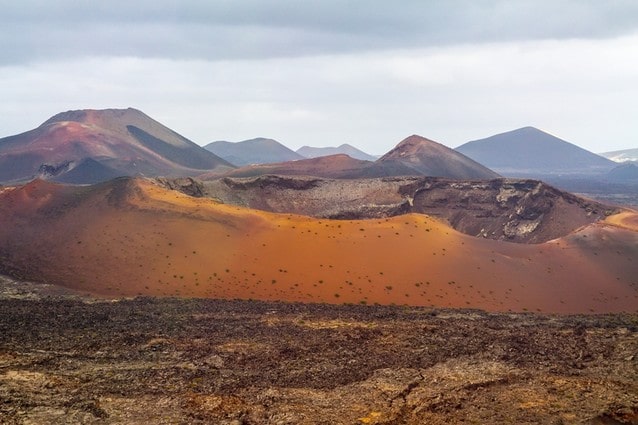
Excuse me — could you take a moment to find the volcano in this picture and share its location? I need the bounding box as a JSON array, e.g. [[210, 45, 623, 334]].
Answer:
[[456, 127, 616, 177], [0, 177, 635, 314], [375, 135, 500, 179], [0, 108, 234, 184]]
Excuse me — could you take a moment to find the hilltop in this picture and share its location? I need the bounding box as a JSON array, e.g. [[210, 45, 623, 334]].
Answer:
[[376, 135, 500, 179]]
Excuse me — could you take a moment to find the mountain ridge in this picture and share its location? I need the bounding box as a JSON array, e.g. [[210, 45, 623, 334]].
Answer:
[[205, 138, 304, 166]]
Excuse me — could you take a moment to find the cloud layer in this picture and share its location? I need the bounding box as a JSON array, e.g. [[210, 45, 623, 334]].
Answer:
[[4, 0, 638, 64], [2, 1, 638, 153]]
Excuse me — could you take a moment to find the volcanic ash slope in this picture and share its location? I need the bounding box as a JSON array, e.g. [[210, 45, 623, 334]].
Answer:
[[0, 178, 636, 313]]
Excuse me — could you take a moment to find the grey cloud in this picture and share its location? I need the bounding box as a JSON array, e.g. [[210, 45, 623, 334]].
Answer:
[[1, 30, 638, 153], [3, 0, 638, 64]]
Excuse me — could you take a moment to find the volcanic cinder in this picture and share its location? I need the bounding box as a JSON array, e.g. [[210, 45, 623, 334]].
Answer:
[[0, 177, 636, 314]]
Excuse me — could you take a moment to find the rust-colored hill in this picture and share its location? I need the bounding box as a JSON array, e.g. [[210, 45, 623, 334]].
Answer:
[[0, 178, 636, 313], [202, 154, 374, 179], [377, 135, 501, 179], [0, 108, 234, 184]]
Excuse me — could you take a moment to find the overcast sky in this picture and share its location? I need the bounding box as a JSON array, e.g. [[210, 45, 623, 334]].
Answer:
[[1, 0, 637, 154]]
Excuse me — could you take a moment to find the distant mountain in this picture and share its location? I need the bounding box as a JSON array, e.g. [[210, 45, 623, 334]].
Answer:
[[297, 144, 378, 161], [374, 135, 500, 179], [206, 135, 500, 180], [204, 138, 304, 166], [0, 108, 234, 184], [599, 148, 638, 163], [456, 127, 616, 176], [607, 163, 638, 182]]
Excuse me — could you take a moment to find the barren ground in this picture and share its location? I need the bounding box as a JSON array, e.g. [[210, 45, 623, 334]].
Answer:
[[0, 277, 637, 424], [2, 179, 637, 314]]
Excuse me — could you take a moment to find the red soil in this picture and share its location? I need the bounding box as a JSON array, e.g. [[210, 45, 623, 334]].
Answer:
[[204, 154, 372, 179], [0, 179, 636, 313]]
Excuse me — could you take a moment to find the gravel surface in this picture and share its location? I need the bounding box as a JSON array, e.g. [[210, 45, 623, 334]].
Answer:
[[0, 278, 637, 424]]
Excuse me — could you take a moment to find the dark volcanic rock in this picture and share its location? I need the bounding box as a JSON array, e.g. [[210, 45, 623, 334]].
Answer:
[[185, 175, 617, 243], [53, 158, 124, 184], [220, 174, 322, 191], [154, 176, 205, 197], [37, 161, 74, 178], [410, 179, 613, 243], [0, 287, 636, 424]]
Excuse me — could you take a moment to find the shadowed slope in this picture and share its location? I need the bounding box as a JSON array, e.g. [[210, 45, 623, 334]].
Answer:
[[0, 178, 636, 313], [0, 108, 233, 184]]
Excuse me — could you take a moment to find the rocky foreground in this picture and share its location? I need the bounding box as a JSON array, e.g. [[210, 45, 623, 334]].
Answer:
[[0, 277, 637, 424]]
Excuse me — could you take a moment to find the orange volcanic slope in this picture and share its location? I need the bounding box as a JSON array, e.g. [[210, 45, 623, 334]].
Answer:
[[0, 178, 636, 314]]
